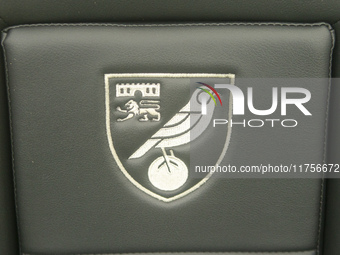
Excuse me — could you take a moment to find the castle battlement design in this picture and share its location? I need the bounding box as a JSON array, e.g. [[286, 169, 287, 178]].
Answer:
[[116, 83, 160, 97]]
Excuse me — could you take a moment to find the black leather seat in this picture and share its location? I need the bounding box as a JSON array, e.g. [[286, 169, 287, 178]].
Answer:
[[0, 1, 339, 255]]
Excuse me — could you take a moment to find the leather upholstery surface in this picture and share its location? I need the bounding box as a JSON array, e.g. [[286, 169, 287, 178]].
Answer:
[[0, 0, 339, 25], [1, 23, 334, 255], [323, 20, 340, 255], [0, 17, 19, 255], [0, 2, 339, 255]]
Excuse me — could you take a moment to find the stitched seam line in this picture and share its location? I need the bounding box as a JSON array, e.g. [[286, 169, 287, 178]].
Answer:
[[316, 26, 335, 255], [2, 22, 333, 32], [1, 32, 22, 253], [1, 22, 331, 255]]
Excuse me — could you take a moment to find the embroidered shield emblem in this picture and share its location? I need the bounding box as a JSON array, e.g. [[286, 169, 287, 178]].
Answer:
[[105, 73, 234, 202]]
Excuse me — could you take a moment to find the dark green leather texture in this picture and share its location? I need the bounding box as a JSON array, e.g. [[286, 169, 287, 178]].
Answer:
[[1, 23, 333, 255], [0, 17, 19, 255], [0, 0, 339, 25], [323, 20, 340, 255], [0, 2, 339, 255]]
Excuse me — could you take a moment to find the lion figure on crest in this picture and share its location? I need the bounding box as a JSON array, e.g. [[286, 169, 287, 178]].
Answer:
[[116, 100, 160, 122]]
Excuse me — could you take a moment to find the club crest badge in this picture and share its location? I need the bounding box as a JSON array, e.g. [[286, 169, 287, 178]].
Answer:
[[105, 73, 234, 202]]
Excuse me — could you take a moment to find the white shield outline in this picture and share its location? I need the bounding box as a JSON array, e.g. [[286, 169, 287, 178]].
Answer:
[[105, 73, 234, 202]]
